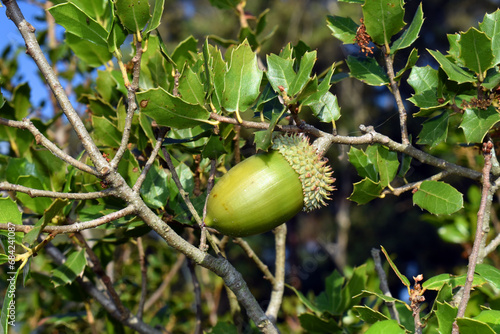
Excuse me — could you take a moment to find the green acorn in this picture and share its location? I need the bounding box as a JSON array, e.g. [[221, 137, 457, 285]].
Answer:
[[204, 133, 335, 237]]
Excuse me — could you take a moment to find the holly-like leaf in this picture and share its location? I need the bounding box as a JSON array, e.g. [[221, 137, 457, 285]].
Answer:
[[137, 87, 210, 129], [372, 145, 399, 188], [362, 0, 405, 47], [423, 273, 486, 290], [115, 0, 151, 32], [326, 15, 359, 44], [428, 49, 476, 84], [223, 41, 263, 112], [51, 250, 87, 287], [381, 246, 410, 288], [348, 147, 378, 181], [417, 112, 449, 148], [349, 178, 384, 205], [413, 181, 463, 215], [407, 66, 445, 110], [346, 56, 389, 86], [289, 51, 316, 96], [391, 3, 424, 53], [299, 313, 342, 333], [178, 65, 205, 105], [460, 107, 500, 143], [436, 301, 457, 334], [479, 9, 500, 66], [458, 28, 493, 79]]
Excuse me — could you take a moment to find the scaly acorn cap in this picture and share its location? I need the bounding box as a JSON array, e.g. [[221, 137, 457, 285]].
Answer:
[[272, 133, 336, 212]]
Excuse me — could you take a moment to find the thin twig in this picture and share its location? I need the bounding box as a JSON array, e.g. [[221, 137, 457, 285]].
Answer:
[[483, 232, 500, 256], [0, 117, 99, 176], [188, 258, 203, 334], [209, 113, 482, 181], [452, 141, 494, 333], [383, 48, 409, 145], [0, 181, 114, 199], [266, 224, 287, 323], [144, 252, 186, 310], [381, 171, 452, 196], [0, 206, 136, 234], [233, 238, 276, 284], [371, 248, 400, 323], [111, 39, 144, 170], [73, 232, 129, 320], [162, 147, 219, 253], [136, 237, 148, 320], [133, 127, 168, 192]]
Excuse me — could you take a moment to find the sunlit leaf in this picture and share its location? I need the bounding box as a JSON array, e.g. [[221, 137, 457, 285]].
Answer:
[[413, 181, 463, 215]]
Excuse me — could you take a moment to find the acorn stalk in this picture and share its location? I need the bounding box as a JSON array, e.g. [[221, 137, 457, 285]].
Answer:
[[205, 133, 335, 237]]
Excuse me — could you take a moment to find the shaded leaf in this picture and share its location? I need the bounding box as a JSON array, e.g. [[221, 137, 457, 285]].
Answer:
[[353, 305, 389, 324], [381, 246, 410, 287], [436, 301, 457, 334], [346, 56, 389, 86], [51, 250, 87, 287], [417, 112, 449, 148], [349, 178, 384, 205], [299, 313, 342, 333]]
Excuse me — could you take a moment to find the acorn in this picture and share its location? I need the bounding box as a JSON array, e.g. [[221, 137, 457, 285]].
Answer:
[[204, 133, 335, 237]]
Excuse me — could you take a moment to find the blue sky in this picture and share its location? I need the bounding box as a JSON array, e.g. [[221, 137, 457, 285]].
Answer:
[[1, 1, 52, 118]]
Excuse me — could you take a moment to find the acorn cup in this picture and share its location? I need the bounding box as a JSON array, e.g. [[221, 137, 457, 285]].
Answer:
[[204, 133, 336, 237]]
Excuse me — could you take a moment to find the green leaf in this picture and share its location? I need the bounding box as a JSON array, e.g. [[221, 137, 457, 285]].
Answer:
[[66, 33, 112, 67], [299, 313, 342, 333], [326, 15, 358, 44], [373, 145, 399, 188], [427, 49, 476, 84], [413, 181, 463, 215], [482, 68, 500, 90], [349, 178, 384, 205], [144, 0, 165, 34], [346, 56, 389, 86], [456, 318, 495, 334], [460, 107, 500, 143], [287, 284, 323, 314], [423, 273, 487, 290], [437, 217, 469, 244], [348, 147, 378, 181], [308, 92, 341, 123], [51, 250, 87, 287], [178, 65, 205, 105], [171, 36, 198, 69], [23, 199, 68, 246], [365, 319, 405, 334], [289, 51, 316, 96], [391, 3, 424, 53], [479, 9, 500, 66], [362, 0, 405, 47], [458, 28, 493, 79], [436, 301, 457, 334], [223, 41, 263, 112], [355, 290, 407, 305], [407, 66, 446, 110], [0, 197, 22, 225], [417, 112, 449, 148], [395, 48, 419, 81], [381, 246, 410, 287], [316, 270, 344, 314], [137, 87, 210, 129], [353, 306, 389, 324], [48, 3, 108, 47], [140, 34, 170, 90], [475, 263, 500, 290], [140, 164, 170, 209], [474, 310, 500, 333], [207, 322, 239, 334], [115, 0, 151, 32], [266, 54, 296, 94], [202, 135, 227, 159], [12, 83, 31, 121], [92, 115, 122, 147]]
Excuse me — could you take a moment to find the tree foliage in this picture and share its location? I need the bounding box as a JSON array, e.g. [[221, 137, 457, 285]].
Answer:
[[1, 0, 500, 333]]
